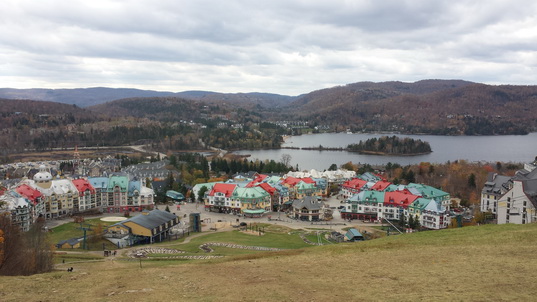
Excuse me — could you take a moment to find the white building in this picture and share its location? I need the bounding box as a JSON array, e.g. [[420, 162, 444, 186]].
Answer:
[[497, 179, 537, 224], [488, 159, 537, 224], [481, 173, 511, 214]]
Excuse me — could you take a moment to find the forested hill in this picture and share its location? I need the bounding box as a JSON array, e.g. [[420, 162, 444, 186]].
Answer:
[[88, 97, 205, 120], [0, 88, 295, 108], [287, 81, 537, 135]]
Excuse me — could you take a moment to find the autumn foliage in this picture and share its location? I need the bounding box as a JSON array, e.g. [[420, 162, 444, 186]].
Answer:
[[0, 214, 54, 276]]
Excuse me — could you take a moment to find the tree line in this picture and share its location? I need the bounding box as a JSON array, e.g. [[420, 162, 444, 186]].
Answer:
[[347, 136, 432, 155]]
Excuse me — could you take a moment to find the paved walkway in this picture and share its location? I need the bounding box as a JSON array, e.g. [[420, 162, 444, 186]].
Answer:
[[159, 194, 386, 234]]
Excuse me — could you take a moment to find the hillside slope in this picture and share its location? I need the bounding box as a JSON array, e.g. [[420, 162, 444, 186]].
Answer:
[[289, 80, 537, 134], [1, 223, 536, 301]]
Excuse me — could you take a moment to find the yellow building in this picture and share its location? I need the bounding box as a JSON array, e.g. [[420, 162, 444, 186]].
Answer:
[[56, 238, 81, 249], [107, 209, 180, 245]]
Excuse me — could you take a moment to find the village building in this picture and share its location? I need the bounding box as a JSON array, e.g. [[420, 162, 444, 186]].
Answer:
[[408, 198, 449, 229], [233, 187, 271, 216], [107, 209, 180, 245], [72, 178, 97, 212], [341, 178, 368, 199], [406, 183, 451, 210], [341, 176, 450, 228], [291, 195, 324, 221], [481, 173, 511, 214], [497, 177, 537, 224], [481, 159, 537, 224], [0, 190, 35, 232], [205, 183, 237, 213]]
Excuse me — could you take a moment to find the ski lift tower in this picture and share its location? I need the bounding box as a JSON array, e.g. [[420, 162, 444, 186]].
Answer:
[[73, 145, 80, 174], [77, 222, 93, 250]]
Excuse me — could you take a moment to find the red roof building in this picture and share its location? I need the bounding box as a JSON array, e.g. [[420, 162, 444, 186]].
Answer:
[[282, 177, 315, 187], [208, 183, 237, 198], [341, 178, 368, 198], [16, 184, 42, 205], [371, 181, 392, 191], [384, 191, 419, 208], [257, 182, 276, 195], [72, 179, 96, 196]]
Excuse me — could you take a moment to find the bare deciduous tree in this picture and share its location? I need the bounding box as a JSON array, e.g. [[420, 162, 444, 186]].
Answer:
[[0, 215, 53, 276]]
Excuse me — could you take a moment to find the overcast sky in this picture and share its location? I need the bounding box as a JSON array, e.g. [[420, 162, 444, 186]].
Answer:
[[1, 0, 536, 95]]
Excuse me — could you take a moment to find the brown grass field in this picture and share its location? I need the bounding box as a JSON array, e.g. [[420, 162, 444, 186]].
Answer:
[[2, 223, 537, 301]]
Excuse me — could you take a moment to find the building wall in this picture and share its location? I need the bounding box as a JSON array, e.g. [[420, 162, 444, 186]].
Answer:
[[123, 221, 153, 237], [497, 181, 536, 224]]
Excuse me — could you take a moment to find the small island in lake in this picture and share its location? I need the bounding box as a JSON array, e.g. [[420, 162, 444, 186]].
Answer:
[[347, 135, 432, 155]]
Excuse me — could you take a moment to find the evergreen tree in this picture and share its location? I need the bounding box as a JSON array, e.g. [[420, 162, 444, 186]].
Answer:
[[198, 186, 208, 202], [468, 173, 476, 188]]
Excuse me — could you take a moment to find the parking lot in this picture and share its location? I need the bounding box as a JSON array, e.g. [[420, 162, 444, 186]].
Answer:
[[156, 194, 381, 234]]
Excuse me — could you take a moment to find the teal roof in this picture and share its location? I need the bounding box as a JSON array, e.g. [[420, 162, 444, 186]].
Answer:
[[89, 177, 109, 189], [108, 175, 128, 192], [166, 190, 185, 200], [407, 183, 449, 199], [410, 198, 432, 210], [358, 190, 385, 204], [193, 182, 221, 191], [243, 209, 265, 214], [266, 176, 282, 185], [345, 228, 363, 240], [232, 187, 269, 200]]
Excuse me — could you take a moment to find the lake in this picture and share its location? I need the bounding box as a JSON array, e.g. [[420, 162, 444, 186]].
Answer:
[[233, 132, 537, 170]]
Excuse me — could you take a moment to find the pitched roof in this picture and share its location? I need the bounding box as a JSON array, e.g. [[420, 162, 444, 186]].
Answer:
[[423, 199, 446, 213], [291, 195, 323, 210], [410, 198, 433, 210], [342, 178, 368, 190], [232, 187, 269, 199], [406, 183, 449, 199], [357, 190, 385, 204], [88, 177, 109, 189], [119, 209, 177, 230], [108, 175, 129, 191], [345, 228, 363, 239], [72, 179, 96, 196], [384, 191, 419, 208], [371, 180, 392, 191], [15, 184, 42, 204], [209, 183, 237, 197], [257, 182, 276, 195]]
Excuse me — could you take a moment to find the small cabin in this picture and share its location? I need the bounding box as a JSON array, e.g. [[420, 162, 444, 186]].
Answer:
[[345, 228, 364, 242]]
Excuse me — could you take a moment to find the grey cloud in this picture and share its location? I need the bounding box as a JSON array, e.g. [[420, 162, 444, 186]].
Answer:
[[1, 0, 537, 95]]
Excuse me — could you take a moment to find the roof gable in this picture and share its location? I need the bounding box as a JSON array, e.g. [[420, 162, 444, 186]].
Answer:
[[209, 183, 237, 197], [72, 179, 96, 196], [119, 209, 177, 230]]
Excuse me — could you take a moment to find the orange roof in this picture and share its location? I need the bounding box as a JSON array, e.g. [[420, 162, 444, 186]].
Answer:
[[209, 183, 237, 197]]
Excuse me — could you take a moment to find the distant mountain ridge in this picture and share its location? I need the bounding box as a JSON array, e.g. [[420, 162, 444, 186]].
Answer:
[[286, 80, 537, 135], [2, 79, 537, 135], [0, 87, 296, 108]]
